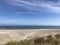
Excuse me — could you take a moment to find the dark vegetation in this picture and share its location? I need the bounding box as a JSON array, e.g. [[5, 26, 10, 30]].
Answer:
[[4, 33, 60, 45]]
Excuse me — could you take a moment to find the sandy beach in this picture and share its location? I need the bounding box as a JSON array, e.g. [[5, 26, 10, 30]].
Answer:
[[0, 29, 60, 45]]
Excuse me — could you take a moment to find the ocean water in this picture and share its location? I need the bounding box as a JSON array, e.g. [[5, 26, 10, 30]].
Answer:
[[0, 26, 60, 29]]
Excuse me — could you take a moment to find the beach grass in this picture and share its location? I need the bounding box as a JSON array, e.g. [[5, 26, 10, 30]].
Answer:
[[4, 33, 60, 45]]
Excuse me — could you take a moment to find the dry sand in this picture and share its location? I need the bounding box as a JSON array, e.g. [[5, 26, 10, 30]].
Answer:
[[0, 29, 60, 45]]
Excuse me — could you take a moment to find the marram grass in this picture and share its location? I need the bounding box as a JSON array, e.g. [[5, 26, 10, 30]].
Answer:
[[4, 33, 60, 45]]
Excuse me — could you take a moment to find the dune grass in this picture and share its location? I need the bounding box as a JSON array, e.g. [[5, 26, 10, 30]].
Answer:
[[4, 33, 60, 45]]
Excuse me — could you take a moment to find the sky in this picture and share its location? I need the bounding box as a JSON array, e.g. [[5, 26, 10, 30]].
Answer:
[[0, 0, 60, 26]]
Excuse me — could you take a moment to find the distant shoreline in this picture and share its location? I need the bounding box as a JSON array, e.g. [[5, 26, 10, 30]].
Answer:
[[0, 28, 60, 30]]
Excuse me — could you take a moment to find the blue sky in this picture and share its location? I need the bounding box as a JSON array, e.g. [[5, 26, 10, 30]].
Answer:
[[0, 0, 60, 26]]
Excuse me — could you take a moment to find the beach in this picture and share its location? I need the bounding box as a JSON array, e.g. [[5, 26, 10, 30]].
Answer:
[[0, 29, 60, 45]]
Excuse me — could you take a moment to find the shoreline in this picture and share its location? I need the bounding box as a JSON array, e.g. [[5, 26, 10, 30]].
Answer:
[[0, 29, 60, 30]]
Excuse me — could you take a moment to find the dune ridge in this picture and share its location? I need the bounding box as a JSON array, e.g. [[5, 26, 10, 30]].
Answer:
[[0, 29, 60, 45]]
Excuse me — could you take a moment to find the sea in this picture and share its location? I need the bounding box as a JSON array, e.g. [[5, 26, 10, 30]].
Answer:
[[0, 25, 60, 29]]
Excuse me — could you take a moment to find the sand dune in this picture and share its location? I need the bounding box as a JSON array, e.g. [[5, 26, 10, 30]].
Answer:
[[0, 29, 60, 45]]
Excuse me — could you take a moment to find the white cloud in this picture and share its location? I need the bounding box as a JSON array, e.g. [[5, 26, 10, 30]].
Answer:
[[5, 0, 60, 14]]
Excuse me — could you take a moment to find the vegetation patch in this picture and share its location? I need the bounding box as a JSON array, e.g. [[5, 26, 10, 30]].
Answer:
[[4, 33, 60, 45]]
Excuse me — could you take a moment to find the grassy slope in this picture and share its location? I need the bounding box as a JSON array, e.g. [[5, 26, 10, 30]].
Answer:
[[4, 33, 60, 45]]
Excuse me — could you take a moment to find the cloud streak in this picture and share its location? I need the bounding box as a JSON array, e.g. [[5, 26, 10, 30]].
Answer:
[[4, 0, 60, 14]]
